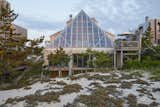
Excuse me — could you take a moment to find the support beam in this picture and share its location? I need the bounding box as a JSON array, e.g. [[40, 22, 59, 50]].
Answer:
[[138, 50, 141, 61], [120, 50, 123, 68], [77, 55, 79, 67], [58, 70, 62, 77], [114, 50, 116, 70], [68, 54, 73, 77], [88, 54, 91, 68], [82, 56, 84, 67], [138, 33, 142, 61]]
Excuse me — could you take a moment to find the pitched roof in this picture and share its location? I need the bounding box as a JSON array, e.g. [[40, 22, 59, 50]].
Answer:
[[49, 10, 114, 48]]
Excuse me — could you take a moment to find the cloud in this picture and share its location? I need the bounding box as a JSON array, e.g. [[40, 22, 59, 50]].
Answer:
[[13, 14, 64, 39], [15, 14, 64, 31], [74, 0, 160, 34], [13, 0, 160, 39], [27, 29, 58, 40]]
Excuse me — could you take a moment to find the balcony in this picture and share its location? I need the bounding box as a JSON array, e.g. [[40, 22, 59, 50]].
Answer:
[[115, 41, 140, 51]]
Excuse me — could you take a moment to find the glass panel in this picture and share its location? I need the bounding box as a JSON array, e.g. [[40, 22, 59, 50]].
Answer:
[[49, 10, 113, 48]]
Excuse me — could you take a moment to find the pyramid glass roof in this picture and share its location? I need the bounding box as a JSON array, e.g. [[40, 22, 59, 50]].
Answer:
[[49, 10, 113, 48]]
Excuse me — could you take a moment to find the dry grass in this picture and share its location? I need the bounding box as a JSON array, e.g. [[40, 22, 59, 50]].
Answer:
[[120, 82, 132, 89], [64, 102, 87, 107], [105, 85, 121, 97], [72, 87, 124, 107], [87, 74, 110, 81], [70, 74, 90, 80], [56, 81, 67, 86], [149, 102, 159, 107], [61, 84, 82, 94], [130, 71, 143, 78], [106, 78, 121, 83], [89, 82, 102, 88], [126, 94, 137, 107], [152, 88, 160, 92], [120, 73, 133, 80], [24, 86, 32, 90], [134, 79, 149, 85], [137, 103, 149, 107], [5, 83, 83, 106], [5, 91, 60, 106]]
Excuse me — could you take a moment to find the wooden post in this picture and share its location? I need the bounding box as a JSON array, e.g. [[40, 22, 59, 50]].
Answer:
[[58, 70, 62, 77], [69, 54, 73, 77], [41, 71, 43, 81], [82, 55, 84, 67], [138, 34, 142, 61], [120, 50, 123, 68], [88, 54, 91, 68], [138, 50, 141, 61], [114, 50, 117, 70], [77, 55, 79, 67]]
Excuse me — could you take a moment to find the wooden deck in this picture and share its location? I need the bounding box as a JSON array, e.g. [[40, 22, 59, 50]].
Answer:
[[114, 40, 141, 69], [49, 67, 93, 71], [49, 67, 94, 78], [115, 41, 140, 51]]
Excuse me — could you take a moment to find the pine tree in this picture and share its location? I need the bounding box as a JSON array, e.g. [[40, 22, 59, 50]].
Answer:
[[0, 4, 44, 84], [0, 3, 20, 82], [142, 25, 160, 60], [142, 25, 152, 49], [48, 47, 69, 67]]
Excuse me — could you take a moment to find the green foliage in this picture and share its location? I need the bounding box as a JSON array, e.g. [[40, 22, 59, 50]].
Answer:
[[85, 49, 113, 68], [28, 61, 43, 76], [123, 60, 142, 69], [48, 48, 69, 67], [124, 58, 160, 69], [124, 24, 160, 79], [123, 56, 160, 80], [142, 25, 152, 49], [0, 5, 45, 84], [150, 68, 160, 81], [0, 4, 18, 37], [142, 45, 160, 60]]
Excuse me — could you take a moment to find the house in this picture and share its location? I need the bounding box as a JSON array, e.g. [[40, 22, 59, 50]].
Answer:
[[136, 16, 160, 45], [44, 10, 115, 76], [0, 0, 27, 38]]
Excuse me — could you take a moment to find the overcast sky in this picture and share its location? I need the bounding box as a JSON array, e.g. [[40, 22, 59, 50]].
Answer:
[[8, 0, 160, 39]]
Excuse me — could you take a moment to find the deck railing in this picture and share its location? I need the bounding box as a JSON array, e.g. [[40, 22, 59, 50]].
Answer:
[[115, 41, 139, 50]]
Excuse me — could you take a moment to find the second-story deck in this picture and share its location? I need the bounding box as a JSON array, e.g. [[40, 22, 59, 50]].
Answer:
[[115, 40, 140, 51]]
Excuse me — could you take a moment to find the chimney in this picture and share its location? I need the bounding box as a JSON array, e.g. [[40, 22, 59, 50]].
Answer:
[[91, 17, 98, 24], [66, 14, 72, 25], [69, 14, 72, 20], [145, 16, 149, 22]]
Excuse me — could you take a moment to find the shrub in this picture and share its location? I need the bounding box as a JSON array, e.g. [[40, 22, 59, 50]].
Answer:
[[120, 82, 132, 89], [5, 91, 60, 106], [123, 59, 142, 69], [126, 94, 137, 107], [62, 84, 82, 94], [74, 87, 124, 107], [123, 58, 160, 80]]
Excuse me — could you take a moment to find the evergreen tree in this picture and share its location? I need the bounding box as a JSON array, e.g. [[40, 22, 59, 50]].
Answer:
[[85, 49, 112, 68], [0, 4, 44, 84], [48, 47, 69, 67], [142, 25, 152, 49], [142, 25, 160, 60]]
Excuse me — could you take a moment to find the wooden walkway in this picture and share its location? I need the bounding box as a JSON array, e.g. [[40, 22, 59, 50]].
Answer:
[[49, 67, 94, 78], [49, 67, 93, 71]]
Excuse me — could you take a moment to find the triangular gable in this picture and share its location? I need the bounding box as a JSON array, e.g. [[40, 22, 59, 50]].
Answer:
[[50, 10, 113, 48]]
